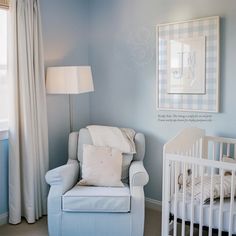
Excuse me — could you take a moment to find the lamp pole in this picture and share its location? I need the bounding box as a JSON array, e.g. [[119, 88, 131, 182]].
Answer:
[[68, 94, 73, 132]]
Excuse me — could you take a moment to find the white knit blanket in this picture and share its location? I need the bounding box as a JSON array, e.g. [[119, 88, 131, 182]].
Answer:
[[87, 125, 136, 154]]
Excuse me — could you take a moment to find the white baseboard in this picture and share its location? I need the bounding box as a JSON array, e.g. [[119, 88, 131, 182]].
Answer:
[[0, 212, 8, 226], [145, 198, 162, 211]]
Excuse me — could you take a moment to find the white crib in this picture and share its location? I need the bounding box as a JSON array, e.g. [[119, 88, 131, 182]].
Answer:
[[162, 127, 236, 236]]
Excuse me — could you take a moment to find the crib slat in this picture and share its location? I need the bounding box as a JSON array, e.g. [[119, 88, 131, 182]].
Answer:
[[181, 163, 186, 236], [212, 142, 216, 161], [234, 144, 236, 159], [208, 167, 214, 236], [200, 138, 203, 158], [162, 157, 171, 236], [218, 170, 224, 236], [196, 140, 199, 157], [227, 143, 230, 156], [199, 166, 204, 236], [220, 143, 223, 161], [195, 141, 199, 177], [212, 142, 216, 175], [171, 162, 175, 200], [173, 162, 179, 236], [203, 137, 209, 159], [190, 164, 195, 236], [228, 171, 235, 236]]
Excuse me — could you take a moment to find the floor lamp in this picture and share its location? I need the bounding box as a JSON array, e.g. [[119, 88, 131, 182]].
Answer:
[[46, 66, 94, 132]]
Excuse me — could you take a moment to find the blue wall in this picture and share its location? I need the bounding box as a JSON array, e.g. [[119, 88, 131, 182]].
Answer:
[[1, 1, 236, 217], [88, 0, 236, 200], [40, 0, 90, 169], [0, 140, 8, 215]]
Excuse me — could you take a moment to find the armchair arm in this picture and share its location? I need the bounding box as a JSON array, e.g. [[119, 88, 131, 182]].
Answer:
[[129, 161, 149, 187], [45, 159, 79, 195]]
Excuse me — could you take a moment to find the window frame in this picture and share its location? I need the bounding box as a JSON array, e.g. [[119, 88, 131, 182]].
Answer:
[[0, 130, 8, 140], [0, 8, 9, 140]]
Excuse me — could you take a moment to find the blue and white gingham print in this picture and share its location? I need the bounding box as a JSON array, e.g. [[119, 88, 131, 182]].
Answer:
[[157, 17, 219, 112]]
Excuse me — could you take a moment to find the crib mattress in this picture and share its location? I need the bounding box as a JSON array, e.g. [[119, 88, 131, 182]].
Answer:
[[170, 193, 236, 233]]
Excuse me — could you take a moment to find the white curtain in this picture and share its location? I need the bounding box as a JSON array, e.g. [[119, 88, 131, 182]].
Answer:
[[8, 0, 49, 224]]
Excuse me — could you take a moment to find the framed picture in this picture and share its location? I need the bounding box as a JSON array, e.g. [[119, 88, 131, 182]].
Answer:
[[156, 16, 220, 112]]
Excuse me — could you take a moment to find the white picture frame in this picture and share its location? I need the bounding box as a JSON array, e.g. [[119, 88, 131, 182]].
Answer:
[[156, 16, 220, 112]]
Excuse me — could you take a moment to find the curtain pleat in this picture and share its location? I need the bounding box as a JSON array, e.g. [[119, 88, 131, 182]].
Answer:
[[8, 0, 49, 224], [0, 0, 9, 9]]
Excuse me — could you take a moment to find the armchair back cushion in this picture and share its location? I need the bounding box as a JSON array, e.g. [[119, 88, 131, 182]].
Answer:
[[78, 128, 133, 183]]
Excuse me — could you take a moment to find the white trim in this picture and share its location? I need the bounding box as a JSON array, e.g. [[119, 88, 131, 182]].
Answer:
[[145, 197, 162, 211], [0, 130, 8, 140], [0, 212, 8, 226], [156, 15, 219, 28]]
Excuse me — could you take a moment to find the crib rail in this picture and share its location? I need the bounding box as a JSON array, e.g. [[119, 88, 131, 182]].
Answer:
[[204, 136, 236, 161], [162, 128, 236, 236], [164, 127, 205, 154]]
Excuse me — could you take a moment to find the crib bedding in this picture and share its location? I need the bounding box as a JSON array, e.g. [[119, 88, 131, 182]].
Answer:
[[184, 175, 236, 204], [170, 193, 236, 233]]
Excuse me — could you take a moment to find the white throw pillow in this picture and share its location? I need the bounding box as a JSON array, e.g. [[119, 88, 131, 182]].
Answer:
[[78, 144, 124, 187]]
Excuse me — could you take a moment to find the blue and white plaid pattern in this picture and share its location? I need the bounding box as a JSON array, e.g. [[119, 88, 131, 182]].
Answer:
[[157, 17, 219, 112]]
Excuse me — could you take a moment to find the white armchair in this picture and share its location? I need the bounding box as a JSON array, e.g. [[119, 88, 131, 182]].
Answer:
[[45, 128, 149, 236]]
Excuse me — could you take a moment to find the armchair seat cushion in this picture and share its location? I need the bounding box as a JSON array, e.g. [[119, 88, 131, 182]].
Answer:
[[62, 184, 130, 213]]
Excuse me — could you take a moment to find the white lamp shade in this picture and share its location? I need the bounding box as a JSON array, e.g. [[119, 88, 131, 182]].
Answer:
[[46, 66, 94, 94]]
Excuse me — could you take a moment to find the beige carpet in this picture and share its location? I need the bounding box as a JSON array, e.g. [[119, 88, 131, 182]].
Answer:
[[0, 217, 48, 236], [0, 208, 161, 236], [0, 209, 219, 236]]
